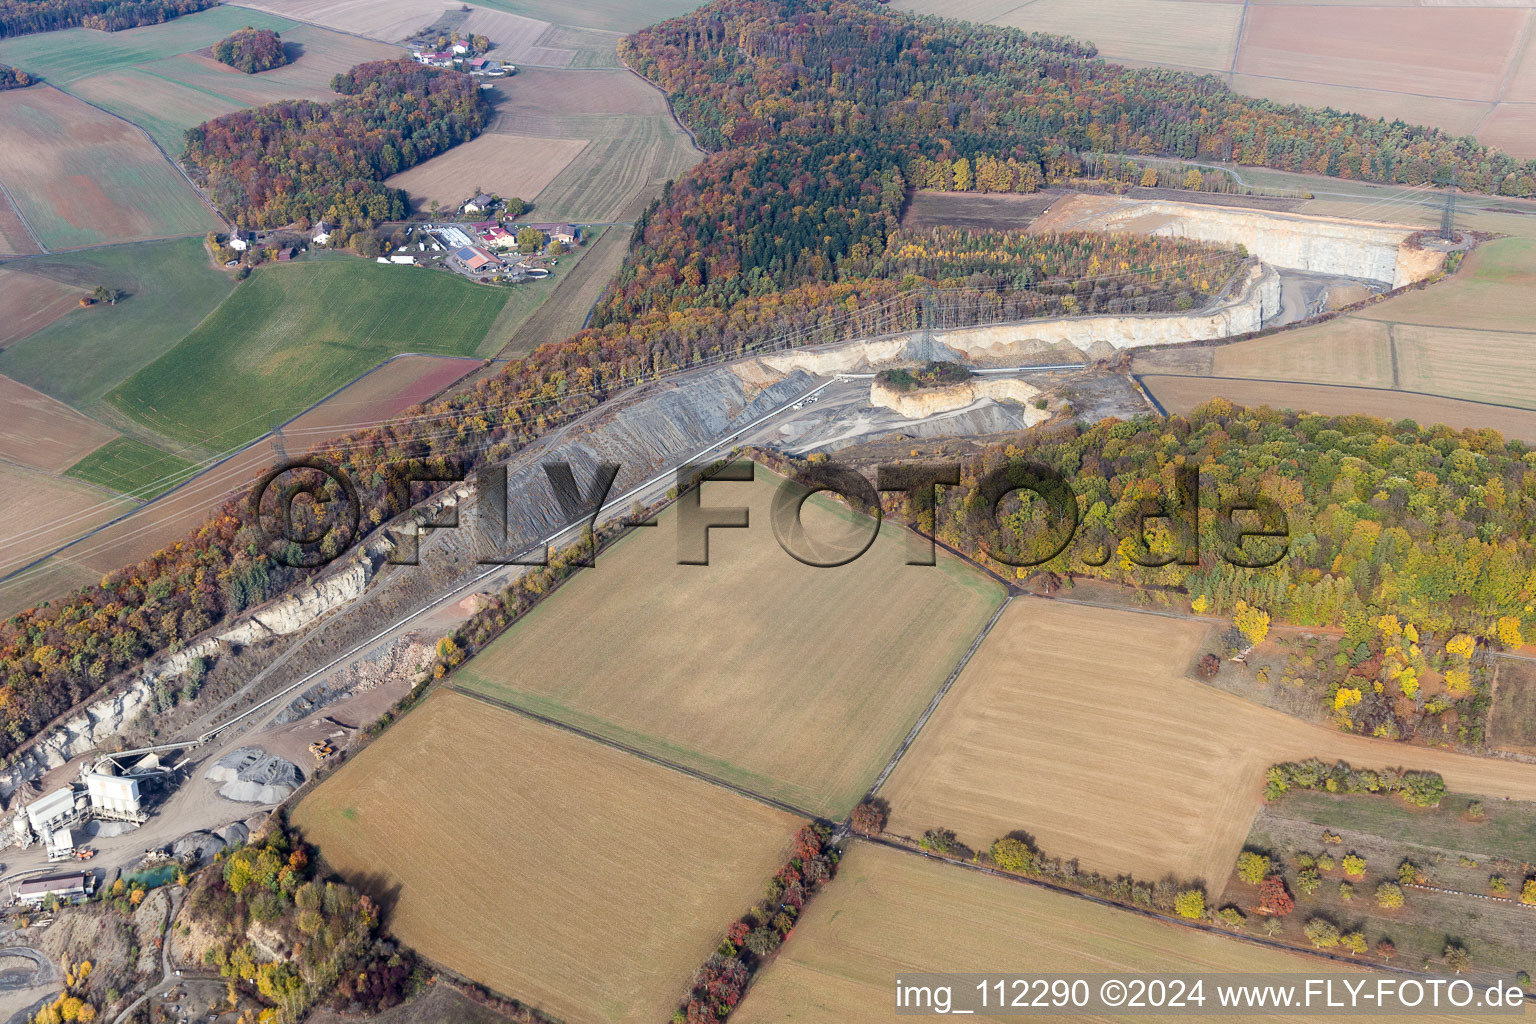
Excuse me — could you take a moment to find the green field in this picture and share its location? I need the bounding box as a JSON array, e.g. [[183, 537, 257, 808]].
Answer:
[[108, 259, 509, 450], [1270, 789, 1536, 867], [0, 7, 297, 84], [456, 468, 1006, 817], [64, 437, 198, 500], [0, 238, 234, 408]]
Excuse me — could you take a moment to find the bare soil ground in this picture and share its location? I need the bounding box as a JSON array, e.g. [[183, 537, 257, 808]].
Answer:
[[1141, 374, 1536, 442], [0, 86, 215, 249], [0, 268, 85, 347], [225, 0, 445, 41], [879, 599, 1536, 890], [455, 468, 1006, 818], [384, 134, 588, 211], [1490, 658, 1536, 755], [1206, 318, 1395, 389], [899, 190, 1063, 231], [0, 193, 39, 255], [732, 842, 1448, 1024], [0, 373, 117, 472], [1003, 0, 1242, 71], [0, 354, 477, 614], [293, 690, 800, 1024], [0, 463, 131, 580]]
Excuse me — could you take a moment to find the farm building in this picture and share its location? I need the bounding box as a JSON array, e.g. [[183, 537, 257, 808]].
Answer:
[[16, 873, 91, 907], [437, 225, 476, 250], [312, 221, 332, 245], [480, 225, 515, 249], [454, 246, 500, 272], [276, 248, 295, 262], [228, 230, 252, 252], [463, 193, 496, 214], [388, 254, 417, 265], [517, 223, 580, 246]]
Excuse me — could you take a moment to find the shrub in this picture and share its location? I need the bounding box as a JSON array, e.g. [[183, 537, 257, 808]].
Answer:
[[1197, 653, 1220, 679], [919, 828, 959, 855], [1257, 876, 1294, 917], [1303, 918, 1341, 948], [1342, 931, 1367, 955], [1236, 851, 1271, 885], [1522, 879, 1536, 905], [1173, 889, 1205, 920], [849, 802, 885, 837], [1445, 944, 1471, 974], [1342, 853, 1366, 878], [1375, 882, 1404, 909], [989, 837, 1037, 875]]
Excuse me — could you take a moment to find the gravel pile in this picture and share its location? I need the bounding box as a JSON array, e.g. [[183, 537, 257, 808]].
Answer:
[[205, 747, 304, 803]]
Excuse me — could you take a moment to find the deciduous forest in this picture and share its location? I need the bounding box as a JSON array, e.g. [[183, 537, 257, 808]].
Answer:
[[212, 26, 287, 74], [0, 0, 214, 37]]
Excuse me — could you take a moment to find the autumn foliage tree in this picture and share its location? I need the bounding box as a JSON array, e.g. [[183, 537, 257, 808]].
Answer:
[[213, 26, 287, 73], [1257, 875, 1294, 917]]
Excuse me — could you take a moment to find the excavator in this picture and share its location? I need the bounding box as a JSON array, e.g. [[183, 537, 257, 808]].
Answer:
[[308, 741, 335, 763]]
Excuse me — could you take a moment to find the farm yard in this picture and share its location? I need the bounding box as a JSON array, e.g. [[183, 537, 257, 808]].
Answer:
[[384, 134, 588, 213], [0, 86, 216, 250], [730, 842, 1445, 1024], [107, 259, 507, 452], [0, 352, 476, 615], [293, 690, 801, 1024], [455, 468, 1007, 819], [878, 599, 1536, 890], [890, 0, 1536, 157]]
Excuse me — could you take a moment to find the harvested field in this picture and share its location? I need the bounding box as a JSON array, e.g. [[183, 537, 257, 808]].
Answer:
[[899, 190, 1063, 231], [68, 69, 243, 155], [1491, 658, 1536, 755], [0, 238, 235, 407], [0, 269, 84, 347], [1393, 324, 1536, 409], [0, 86, 215, 250], [1207, 318, 1395, 388], [456, 6, 573, 67], [0, 354, 474, 613], [224, 0, 445, 41], [108, 260, 505, 451], [1234, 7, 1521, 101], [0, 464, 132, 581], [484, 70, 699, 222], [1358, 237, 1536, 331], [456, 468, 1007, 818], [384, 134, 587, 213], [733, 843, 1474, 1024], [1144, 374, 1536, 440], [1477, 104, 1536, 162], [0, 374, 116, 473], [293, 690, 800, 1024], [880, 599, 1536, 889], [1229, 73, 1493, 143], [0, 195, 39, 256], [470, 0, 709, 33], [996, 0, 1242, 71]]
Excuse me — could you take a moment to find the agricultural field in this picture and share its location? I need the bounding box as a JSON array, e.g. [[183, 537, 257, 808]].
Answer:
[[0, 197, 39, 256], [472, 0, 710, 34], [889, 0, 1536, 157], [455, 467, 1007, 818], [221, 0, 441, 42], [0, 238, 235, 409], [384, 134, 588, 213], [0, 267, 84, 346], [485, 69, 700, 223], [732, 842, 1457, 1024], [899, 190, 1062, 231], [107, 259, 508, 452], [293, 690, 800, 1024], [0, 352, 474, 615], [0, 464, 133, 581], [1209, 318, 1395, 389], [0, 86, 216, 250], [64, 437, 197, 500], [480, 226, 611, 358], [0, 375, 116, 473], [1242, 788, 1536, 976], [878, 599, 1536, 890], [1491, 659, 1536, 755]]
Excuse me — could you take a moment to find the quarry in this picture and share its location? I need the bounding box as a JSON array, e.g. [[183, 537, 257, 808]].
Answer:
[[0, 192, 1472, 907]]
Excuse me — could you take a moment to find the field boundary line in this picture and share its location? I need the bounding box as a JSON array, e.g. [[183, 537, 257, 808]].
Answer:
[[0, 177, 47, 255], [1352, 317, 1536, 338], [1475, 9, 1533, 135], [1387, 323, 1399, 389], [864, 594, 1013, 799], [448, 685, 821, 819]]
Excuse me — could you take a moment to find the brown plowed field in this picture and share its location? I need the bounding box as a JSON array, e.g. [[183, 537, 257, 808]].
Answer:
[[0, 354, 476, 615], [384, 133, 587, 211], [0, 374, 116, 472], [0, 195, 39, 256], [294, 690, 800, 1024], [0, 269, 84, 348], [880, 600, 1536, 889]]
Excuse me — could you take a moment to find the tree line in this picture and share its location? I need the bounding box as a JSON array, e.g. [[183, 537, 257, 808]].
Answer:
[[0, 63, 31, 89], [183, 59, 485, 230]]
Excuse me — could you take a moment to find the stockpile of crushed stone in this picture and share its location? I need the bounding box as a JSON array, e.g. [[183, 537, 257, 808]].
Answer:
[[204, 747, 304, 803]]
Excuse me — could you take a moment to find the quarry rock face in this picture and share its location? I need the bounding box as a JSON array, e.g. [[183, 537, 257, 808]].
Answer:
[[869, 377, 1052, 422]]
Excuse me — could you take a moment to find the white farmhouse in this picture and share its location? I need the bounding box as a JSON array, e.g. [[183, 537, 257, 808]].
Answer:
[[312, 220, 333, 245]]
